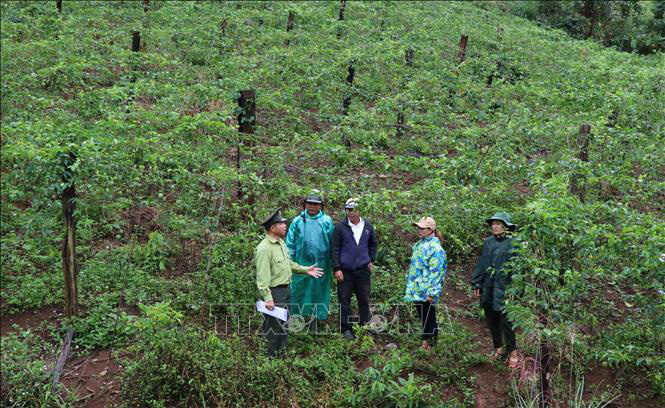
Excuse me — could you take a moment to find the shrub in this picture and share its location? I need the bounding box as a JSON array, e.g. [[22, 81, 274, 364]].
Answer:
[[1, 330, 75, 407]]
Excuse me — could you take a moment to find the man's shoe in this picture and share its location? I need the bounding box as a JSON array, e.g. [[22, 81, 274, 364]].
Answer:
[[342, 330, 356, 340]]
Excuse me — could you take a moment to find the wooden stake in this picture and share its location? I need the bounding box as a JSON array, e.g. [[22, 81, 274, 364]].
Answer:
[[405, 47, 414, 67], [61, 153, 78, 318], [132, 31, 141, 52], [287, 11, 295, 32], [286, 11, 295, 46], [458, 34, 468, 62], [51, 328, 74, 392], [220, 18, 227, 37], [396, 111, 405, 138], [144, 0, 149, 13], [238, 90, 256, 135], [237, 90, 256, 201], [577, 124, 591, 162], [342, 61, 355, 115], [570, 124, 592, 202]]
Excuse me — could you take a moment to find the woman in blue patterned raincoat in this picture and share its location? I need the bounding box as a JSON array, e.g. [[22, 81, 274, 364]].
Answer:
[[404, 216, 447, 352]]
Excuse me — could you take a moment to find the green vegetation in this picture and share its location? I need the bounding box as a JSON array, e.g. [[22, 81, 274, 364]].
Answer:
[[1, 330, 75, 407], [485, 0, 665, 54], [1, 1, 663, 407]]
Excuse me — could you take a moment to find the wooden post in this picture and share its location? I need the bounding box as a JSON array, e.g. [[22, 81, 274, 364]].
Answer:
[[238, 90, 256, 134], [339, 0, 346, 21], [143, 0, 149, 13], [285, 11, 295, 46], [61, 153, 78, 318], [51, 328, 74, 392], [132, 31, 141, 52], [458, 34, 468, 62], [342, 61, 355, 115], [219, 19, 227, 55], [487, 60, 503, 86], [577, 124, 591, 162], [405, 47, 414, 67], [287, 11, 295, 32], [56, 0, 62, 13], [607, 110, 618, 128], [570, 124, 591, 202], [220, 18, 227, 37], [396, 111, 405, 138], [237, 90, 256, 201]]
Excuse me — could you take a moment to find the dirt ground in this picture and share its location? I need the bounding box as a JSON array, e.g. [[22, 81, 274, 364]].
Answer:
[[60, 348, 123, 408], [443, 265, 511, 408], [1, 305, 123, 408]]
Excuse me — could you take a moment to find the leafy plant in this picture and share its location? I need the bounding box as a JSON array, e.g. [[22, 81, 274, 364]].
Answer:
[[1, 330, 76, 407]]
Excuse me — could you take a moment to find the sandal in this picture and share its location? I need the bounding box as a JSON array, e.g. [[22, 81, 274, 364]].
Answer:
[[421, 340, 433, 353], [489, 348, 503, 361], [507, 351, 520, 369]]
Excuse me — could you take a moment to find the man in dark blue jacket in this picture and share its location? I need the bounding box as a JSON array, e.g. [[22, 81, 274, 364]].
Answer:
[[331, 198, 378, 340]]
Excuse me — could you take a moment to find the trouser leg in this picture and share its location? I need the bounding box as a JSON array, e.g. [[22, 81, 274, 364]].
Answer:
[[264, 287, 289, 356], [337, 276, 354, 333], [354, 268, 371, 326], [484, 305, 504, 350], [500, 311, 517, 353], [418, 301, 438, 343]]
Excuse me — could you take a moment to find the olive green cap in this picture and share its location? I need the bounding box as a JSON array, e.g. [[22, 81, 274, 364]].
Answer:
[[486, 212, 516, 230]]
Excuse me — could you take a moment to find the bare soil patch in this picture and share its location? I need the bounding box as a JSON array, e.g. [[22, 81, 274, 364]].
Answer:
[[168, 238, 202, 277], [60, 348, 123, 408], [1, 305, 62, 337], [121, 206, 160, 243], [442, 265, 511, 407]]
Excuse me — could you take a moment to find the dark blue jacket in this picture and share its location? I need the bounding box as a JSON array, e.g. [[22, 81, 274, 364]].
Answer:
[[331, 219, 378, 272]]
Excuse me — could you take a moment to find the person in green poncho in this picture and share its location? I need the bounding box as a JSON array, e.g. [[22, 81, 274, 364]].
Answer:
[[285, 191, 335, 327]]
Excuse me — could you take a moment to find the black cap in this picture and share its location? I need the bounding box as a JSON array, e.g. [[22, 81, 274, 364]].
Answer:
[[260, 208, 287, 228], [304, 190, 323, 204]]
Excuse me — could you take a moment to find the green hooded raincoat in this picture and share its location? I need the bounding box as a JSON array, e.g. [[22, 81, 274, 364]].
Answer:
[[285, 210, 334, 319]]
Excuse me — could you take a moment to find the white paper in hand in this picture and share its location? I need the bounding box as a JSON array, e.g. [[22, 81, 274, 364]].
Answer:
[[256, 300, 288, 321]]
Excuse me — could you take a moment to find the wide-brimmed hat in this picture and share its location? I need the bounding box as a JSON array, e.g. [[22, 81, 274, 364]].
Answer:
[[486, 212, 516, 230], [260, 208, 288, 228], [413, 216, 437, 230], [304, 190, 323, 204]]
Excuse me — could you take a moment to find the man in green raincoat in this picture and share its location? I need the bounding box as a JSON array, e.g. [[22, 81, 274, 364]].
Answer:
[[285, 191, 335, 327]]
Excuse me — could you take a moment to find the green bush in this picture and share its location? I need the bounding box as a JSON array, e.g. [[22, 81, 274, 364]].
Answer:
[[1, 330, 75, 407], [121, 302, 358, 407], [345, 350, 432, 408]]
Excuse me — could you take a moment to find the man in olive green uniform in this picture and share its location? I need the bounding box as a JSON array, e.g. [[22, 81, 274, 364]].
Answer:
[[255, 208, 323, 357], [471, 212, 519, 367]]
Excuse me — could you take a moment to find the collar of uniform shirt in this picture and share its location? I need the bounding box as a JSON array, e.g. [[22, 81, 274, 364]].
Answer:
[[348, 217, 364, 245]]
